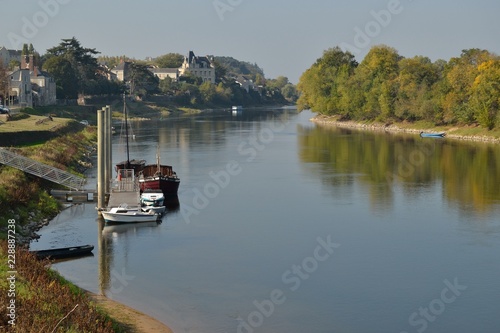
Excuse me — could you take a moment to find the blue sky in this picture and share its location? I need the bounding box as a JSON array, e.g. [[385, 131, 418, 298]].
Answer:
[[1, 0, 499, 83]]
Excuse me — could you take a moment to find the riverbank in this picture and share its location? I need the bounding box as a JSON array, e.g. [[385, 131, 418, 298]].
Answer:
[[0, 242, 173, 332], [87, 292, 173, 333], [311, 115, 500, 144]]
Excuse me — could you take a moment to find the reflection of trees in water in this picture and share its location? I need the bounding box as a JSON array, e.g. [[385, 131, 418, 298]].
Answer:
[[298, 125, 500, 215]]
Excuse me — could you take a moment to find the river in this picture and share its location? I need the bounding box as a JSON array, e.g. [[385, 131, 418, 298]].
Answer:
[[31, 108, 500, 333]]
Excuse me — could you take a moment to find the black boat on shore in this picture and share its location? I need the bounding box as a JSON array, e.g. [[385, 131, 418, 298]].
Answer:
[[31, 244, 94, 260]]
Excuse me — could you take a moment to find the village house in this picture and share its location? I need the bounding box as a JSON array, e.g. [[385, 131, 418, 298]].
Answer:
[[22, 54, 56, 106], [0, 46, 21, 67], [235, 75, 256, 93], [110, 60, 131, 81], [148, 67, 179, 81], [5, 54, 57, 108], [8, 69, 32, 108], [179, 51, 216, 83], [31, 70, 57, 106]]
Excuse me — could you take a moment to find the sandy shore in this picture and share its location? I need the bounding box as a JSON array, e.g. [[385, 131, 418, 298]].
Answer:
[[311, 115, 500, 144], [87, 292, 173, 333]]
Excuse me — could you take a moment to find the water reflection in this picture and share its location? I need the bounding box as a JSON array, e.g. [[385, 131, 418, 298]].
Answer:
[[298, 124, 500, 215], [96, 194, 179, 297]]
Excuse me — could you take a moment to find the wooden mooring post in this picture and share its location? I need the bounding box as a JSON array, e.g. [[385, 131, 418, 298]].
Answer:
[[97, 106, 113, 213]]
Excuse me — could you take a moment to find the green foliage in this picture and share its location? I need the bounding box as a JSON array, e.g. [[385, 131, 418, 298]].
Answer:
[[128, 63, 159, 98], [214, 56, 265, 79], [297, 47, 358, 116], [43, 56, 79, 99], [298, 45, 500, 129], [153, 53, 184, 68], [44, 37, 120, 97]]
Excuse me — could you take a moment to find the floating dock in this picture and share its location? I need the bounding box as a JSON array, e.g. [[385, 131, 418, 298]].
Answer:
[[106, 169, 140, 209]]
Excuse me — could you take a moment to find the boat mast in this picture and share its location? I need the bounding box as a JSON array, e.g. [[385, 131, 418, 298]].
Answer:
[[156, 145, 160, 173], [123, 93, 130, 168]]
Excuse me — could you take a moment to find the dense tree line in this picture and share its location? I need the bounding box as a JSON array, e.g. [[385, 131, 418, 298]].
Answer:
[[298, 46, 500, 129]]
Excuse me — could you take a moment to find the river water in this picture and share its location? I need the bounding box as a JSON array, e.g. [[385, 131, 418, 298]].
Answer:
[[31, 108, 500, 333]]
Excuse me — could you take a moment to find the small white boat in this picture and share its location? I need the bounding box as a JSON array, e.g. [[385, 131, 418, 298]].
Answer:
[[141, 191, 165, 207], [101, 206, 159, 223]]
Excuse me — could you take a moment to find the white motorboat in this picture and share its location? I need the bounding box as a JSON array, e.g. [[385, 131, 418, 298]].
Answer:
[[101, 206, 159, 223], [141, 191, 165, 207]]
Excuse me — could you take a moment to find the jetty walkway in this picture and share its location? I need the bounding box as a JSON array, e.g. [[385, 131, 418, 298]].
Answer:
[[0, 148, 86, 191]]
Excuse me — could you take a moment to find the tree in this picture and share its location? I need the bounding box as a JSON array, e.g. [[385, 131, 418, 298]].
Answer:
[[43, 56, 79, 99], [281, 83, 298, 102], [128, 63, 159, 98], [8, 59, 20, 71], [471, 60, 500, 129], [442, 49, 494, 124], [297, 47, 358, 115], [199, 81, 216, 104], [46, 37, 101, 95], [212, 59, 227, 84], [154, 53, 184, 68], [395, 56, 441, 121]]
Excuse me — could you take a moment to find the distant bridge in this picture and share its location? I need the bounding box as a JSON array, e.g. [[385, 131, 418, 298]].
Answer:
[[0, 148, 86, 191]]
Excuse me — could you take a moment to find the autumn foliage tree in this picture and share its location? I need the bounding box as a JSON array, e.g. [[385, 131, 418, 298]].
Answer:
[[298, 45, 500, 129]]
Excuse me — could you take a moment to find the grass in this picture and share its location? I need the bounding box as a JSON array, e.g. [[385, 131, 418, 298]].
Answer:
[[0, 113, 72, 133], [0, 242, 127, 332], [0, 126, 96, 238]]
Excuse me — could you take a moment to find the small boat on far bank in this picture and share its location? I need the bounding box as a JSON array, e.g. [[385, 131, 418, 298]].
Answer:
[[31, 244, 94, 260], [420, 131, 446, 138]]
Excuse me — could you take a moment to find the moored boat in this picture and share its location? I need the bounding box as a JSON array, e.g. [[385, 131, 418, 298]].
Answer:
[[101, 206, 159, 223], [138, 152, 180, 196], [31, 244, 94, 260], [141, 190, 165, 207], [420, 131, 446, 138]]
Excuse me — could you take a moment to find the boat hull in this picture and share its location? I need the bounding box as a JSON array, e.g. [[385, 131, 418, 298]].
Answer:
[[420, 132, 446, 138], [139, 177, 180, 196], [31, 245, 94, 260], [102, 208, 159, 223]]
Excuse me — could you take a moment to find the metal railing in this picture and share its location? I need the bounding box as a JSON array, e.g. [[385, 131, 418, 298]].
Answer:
[[0, 148, 86, 191]]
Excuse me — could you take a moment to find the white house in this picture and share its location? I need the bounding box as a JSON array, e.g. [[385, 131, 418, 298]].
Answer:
[[148, 67, 179, 81], [31, 69, 57, 106], [0, 46, 21, 67], [9, 69, 32, 107], [179, 51, 216, 83], [111, 61, 131, 81], [235, 75, 255, 93]]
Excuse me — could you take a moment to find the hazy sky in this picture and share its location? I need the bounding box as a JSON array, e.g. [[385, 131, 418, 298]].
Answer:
[[1, 0, 499, 83]]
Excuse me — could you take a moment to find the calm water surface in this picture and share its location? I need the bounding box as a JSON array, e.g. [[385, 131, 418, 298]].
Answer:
[[32, 109, 500, 333]]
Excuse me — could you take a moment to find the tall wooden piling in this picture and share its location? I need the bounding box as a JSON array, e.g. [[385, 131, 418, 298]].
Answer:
[[103, 106, 111, 194], [106, 105, 112, 194], [97, 109, 106, 211]]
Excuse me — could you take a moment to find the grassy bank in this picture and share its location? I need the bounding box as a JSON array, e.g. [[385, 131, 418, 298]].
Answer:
[[0, 241, 126, 332], [311, 114, 500, 143], [0, 126, 96, 241]]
